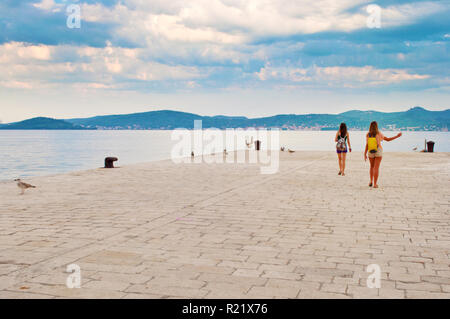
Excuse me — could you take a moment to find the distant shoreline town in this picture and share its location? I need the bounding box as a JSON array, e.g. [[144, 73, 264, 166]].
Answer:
[[1, 107, 448, 131]]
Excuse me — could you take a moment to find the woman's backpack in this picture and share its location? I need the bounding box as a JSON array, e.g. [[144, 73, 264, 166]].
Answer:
[[368, 136, 378, 153], [336, 136, 346, 151]]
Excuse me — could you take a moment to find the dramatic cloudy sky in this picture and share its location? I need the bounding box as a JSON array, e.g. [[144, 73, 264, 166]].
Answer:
[[0, 0, 449, 122]]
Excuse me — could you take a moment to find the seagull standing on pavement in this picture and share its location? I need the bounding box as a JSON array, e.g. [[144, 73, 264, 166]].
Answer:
[[14, 179, 36, 195]]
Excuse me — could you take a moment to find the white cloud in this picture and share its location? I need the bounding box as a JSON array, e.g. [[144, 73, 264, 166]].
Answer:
[[382, 1, 445, 28], [0, 42, 207, 90], [81, 3, 129, 23], [0, 81, 33, 89], [0, 41, 432, 91], [2, 2, 446, 92], [79, 0, 447, 47], [256, 65, 430, 87], [33, 0, 56, 11], [49, 1, 446, 76], [0, 42, 52, 62]]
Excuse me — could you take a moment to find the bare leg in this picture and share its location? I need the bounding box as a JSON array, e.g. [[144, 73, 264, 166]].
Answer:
[[337, 153, 342, 174], [342, 153, 347, 175], [369, 157, 375, 186], [373, 157, 382, 187]]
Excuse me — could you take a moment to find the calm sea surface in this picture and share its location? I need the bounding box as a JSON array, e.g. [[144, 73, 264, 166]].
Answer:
[[1, 130, 448, 180]]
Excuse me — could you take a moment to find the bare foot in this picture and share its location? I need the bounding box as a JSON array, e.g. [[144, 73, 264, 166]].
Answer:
[[338, 171, 341, 175], [341, 172, 345, 176], [373, 184, 379, 188], [369, 182, 372, 187]]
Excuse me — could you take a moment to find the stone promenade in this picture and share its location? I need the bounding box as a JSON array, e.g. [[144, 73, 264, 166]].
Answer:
[[0, 151, 449, 298]]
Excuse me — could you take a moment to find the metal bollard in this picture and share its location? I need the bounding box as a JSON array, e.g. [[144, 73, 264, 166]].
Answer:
[[104, 157, 118, 168]]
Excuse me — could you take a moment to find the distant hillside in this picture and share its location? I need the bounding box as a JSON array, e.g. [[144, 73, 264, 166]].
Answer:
[[68, 110, 204, 130], [2, 107, 449, 131], [0, 117, 89, 130], [66, 107, 449, 131]]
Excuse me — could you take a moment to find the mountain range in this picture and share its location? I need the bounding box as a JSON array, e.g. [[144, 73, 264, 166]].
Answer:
[[0, 107, 448, 131]]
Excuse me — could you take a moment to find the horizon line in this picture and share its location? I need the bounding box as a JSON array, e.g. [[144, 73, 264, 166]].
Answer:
[[3, 106, 449, 125]]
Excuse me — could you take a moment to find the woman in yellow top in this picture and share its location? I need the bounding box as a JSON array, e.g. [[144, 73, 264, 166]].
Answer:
[[364, 121, 402, 188]]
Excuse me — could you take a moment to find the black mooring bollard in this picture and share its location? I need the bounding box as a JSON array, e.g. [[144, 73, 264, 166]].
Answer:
[[104, 157, 118, 168], [255, 140, 261, 151]]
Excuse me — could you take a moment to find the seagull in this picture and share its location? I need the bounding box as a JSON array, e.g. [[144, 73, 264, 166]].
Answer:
[[412, 147, 417, 151], [14, 179, 36, 195], [280, 147, 285, 152], [223, 149, 228, 155], [191, 151, 194, 158], [288, 149, 295, 153]]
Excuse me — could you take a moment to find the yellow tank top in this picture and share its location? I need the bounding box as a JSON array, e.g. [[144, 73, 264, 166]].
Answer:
[[368, 136, 378, 153]]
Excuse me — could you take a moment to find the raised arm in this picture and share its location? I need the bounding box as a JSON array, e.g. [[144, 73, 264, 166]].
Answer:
[[347, 132, 352, 152], [383, 132, 402, 142]]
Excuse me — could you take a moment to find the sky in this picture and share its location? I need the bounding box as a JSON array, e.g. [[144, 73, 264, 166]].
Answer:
[[0, 0, 449, 123]]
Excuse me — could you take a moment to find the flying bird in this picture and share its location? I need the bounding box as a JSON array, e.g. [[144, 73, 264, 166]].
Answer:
[[14, 179, 36, 195]]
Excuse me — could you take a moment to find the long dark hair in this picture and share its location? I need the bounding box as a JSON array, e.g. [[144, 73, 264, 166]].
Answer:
[[339, 123, 347, 138], [369, 121, 379, 137]]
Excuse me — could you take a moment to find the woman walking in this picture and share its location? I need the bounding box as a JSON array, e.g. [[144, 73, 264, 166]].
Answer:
[[364, 121, 402, 188], [335, 123, 352, 176]]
